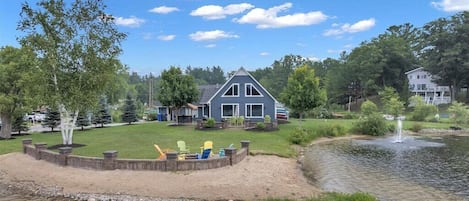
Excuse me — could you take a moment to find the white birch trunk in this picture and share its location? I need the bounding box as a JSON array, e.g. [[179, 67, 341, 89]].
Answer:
[[58, 104, 78, 145]]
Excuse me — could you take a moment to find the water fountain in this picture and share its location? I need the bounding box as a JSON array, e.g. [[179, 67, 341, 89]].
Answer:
[[393, 118, 403, 143]]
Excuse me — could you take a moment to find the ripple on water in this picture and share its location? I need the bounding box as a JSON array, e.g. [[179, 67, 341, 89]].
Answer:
[[302, 136, 469, 201]]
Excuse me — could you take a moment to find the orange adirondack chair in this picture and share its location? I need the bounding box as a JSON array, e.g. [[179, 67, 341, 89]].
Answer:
[[154, 144, 167, 160]]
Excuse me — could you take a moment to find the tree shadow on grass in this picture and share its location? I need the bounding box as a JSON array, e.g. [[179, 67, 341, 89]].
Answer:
[[47, 143, 86, 150]]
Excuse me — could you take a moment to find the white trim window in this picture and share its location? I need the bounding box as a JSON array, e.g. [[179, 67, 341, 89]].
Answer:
[[245, 83, 263, 97], [221, 104, 239, 118], [222, 83, 239, 97], [245, 103, 264, 118]]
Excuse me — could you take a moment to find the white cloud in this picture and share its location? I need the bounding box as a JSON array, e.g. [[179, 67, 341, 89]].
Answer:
[[115, 16, 145, 28], [191, 3, 254, 20], [323, 18, 375, 36], [235, 3, 328, 29], [431, 0, 469, 12], [189, 30, 239, 41], [149, 6, 180, 14], [205, 44, 217, 48], [158, 35, 176, 41], [259, 52, 270, 56]]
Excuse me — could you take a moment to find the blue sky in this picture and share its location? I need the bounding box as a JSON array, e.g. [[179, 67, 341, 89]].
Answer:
[[1, 0, 468, 75]]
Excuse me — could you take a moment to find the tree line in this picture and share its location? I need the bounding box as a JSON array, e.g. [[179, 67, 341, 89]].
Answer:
[[0, 0, 467, 141]]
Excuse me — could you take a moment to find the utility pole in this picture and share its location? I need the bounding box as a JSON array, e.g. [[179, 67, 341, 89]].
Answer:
[[148, 74, 153, 108]]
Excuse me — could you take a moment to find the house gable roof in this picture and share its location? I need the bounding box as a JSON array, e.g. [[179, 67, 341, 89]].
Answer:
[[198, 84, 221, 104], [207, 67, 279, 104], [405, 67, 424, 75]]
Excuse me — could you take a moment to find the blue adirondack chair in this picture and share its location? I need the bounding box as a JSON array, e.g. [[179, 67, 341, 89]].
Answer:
[[199, 148, 212, 159]]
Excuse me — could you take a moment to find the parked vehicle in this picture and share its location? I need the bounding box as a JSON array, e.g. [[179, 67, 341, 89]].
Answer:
[[25, 112, 46, 123], [276, 108, 289, 120]]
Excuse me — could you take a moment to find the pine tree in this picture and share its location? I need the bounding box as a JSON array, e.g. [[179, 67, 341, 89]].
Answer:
[[93, 96, 112, 128], [121, 94, 138, 125], [12, 115, 29, 135], [75, 112, 90, 131], [42, 109, 61, 132]]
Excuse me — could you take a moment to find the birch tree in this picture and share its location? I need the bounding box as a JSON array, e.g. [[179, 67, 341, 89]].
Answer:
[[18, 0, 126, 144]]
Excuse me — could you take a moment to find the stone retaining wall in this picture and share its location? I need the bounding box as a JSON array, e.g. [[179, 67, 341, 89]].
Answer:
[[21, 139, 250, 171]]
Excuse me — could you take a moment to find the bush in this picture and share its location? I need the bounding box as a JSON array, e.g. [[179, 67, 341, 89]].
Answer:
[[353, 113, 388, 136], [316, 124, 347, 137], [264, 115, 271, 123], [361, 100, 378, 116], [111, 110, 122, 123], [205, 117, 216, 128], [289, 128, 309, 145], [387, 122, 396, 133], [410, 123, 423, 132], [411, 104, 437, 121], [256, 122, 266, 130], [310, 106, 333, 119], [424, 115, 439, 122]]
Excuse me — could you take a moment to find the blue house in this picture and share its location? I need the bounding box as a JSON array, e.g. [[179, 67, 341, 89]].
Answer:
[[197, 68, 278, 122]]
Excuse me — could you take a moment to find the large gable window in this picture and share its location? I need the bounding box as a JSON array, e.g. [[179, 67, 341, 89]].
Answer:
[[245, 83, 262, 97], [245, 103, 263, 118], [222, 104, 239, 118], [223, 83, 239, 97]]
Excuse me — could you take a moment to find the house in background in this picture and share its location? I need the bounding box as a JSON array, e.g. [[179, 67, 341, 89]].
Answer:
[[406, 67, 451, 105], [198, 68, 278, 122]]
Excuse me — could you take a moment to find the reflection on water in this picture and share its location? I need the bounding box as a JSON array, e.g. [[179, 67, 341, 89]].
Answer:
[[303, 136, 469, 201]]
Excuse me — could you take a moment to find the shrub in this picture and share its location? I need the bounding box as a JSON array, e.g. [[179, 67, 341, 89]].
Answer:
[[387, 122, 396, 133], [316, 124, 346, 137], [424, 115, 439, 122], [448, 101, 469, 126], [353, 113, 388, 136], [410, 123, 423, 132], [238, 116, 244, 126], [264, 115, 271, 123], [205, 117, 216, 128], [256, 122, 266, 130], [289, 128, 309, 145], [361, 100, 378, 116], [229, 117, 237, 126], [310, 106, 333, 119], [411, 104, 438, 121]]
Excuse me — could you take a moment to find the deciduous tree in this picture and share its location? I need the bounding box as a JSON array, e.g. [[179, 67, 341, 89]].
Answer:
[[19, 0, 126, 144], [157, 66, 199, 123], [280, 64, 326, 126], [0, 46, 36, 139]]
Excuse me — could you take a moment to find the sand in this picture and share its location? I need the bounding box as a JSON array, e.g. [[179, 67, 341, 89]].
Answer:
[[0, 153, 320, 201]]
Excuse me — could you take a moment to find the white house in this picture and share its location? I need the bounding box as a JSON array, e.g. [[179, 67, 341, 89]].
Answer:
[[406, 67, 451, 105]]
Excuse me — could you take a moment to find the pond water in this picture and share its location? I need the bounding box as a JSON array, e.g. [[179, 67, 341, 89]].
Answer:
[[303, 135, 469, 201]]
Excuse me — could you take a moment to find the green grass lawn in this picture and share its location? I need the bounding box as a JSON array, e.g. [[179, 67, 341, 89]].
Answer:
[[0, 118, 458, 159]]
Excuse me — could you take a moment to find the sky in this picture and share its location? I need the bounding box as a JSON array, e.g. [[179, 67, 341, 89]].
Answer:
[[1, 0, 469, 76]]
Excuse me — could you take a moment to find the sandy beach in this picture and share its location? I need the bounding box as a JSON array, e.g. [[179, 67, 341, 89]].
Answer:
[[0, 152, 321, 201]]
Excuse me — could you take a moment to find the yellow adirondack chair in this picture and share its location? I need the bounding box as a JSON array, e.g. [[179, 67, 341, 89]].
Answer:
[[200, 140, 213, 156]]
